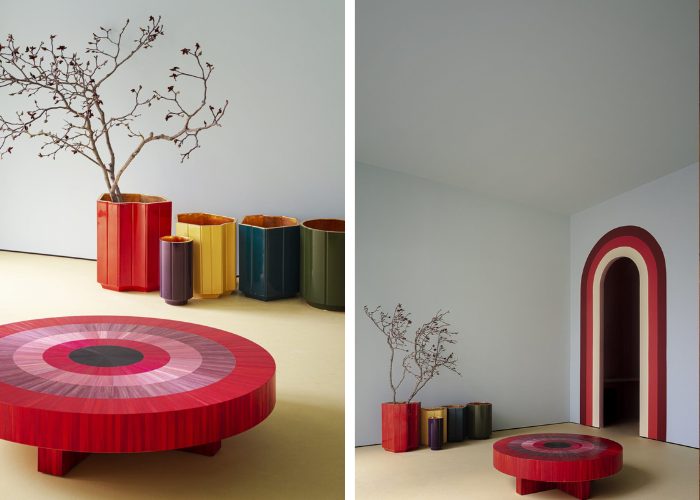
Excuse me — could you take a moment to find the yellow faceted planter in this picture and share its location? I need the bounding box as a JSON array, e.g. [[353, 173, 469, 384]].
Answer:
[[175, 213, 237, 299], [420, 407, 447, 445]]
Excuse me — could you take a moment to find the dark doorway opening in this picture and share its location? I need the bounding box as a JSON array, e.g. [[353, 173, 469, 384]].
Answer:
[[602, 257, 640, 428]]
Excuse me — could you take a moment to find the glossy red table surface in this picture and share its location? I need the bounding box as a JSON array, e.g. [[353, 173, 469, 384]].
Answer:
[[493, 433, 623, 500], [0, 316, 276, 476]]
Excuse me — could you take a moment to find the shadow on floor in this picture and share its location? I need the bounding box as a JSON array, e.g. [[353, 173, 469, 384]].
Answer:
[[593, 464, 652, 498]]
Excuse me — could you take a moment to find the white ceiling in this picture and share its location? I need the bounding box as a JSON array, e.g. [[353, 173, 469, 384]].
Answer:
[[356, 0, 698, 215]]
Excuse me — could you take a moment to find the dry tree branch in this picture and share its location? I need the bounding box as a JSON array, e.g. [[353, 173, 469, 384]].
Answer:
[[404, 310, 461, 403], [365, 304, 413, 404], [366, 305, 461, 404], [0, 16, 227, 203]]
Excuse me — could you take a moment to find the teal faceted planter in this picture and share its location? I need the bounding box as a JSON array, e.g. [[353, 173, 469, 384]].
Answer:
[[300, 219, 345, 311], [239, 215, 300, 301], [443, 405, 468, 442]]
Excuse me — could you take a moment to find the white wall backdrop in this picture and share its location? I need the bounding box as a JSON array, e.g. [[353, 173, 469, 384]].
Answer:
[[0, 0, 344, 259], [356, 162, 571, 447], [569, 164, 699, 448]]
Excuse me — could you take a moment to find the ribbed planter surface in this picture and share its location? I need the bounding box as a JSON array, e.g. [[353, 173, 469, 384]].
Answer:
[[239, 215, 300, 301], [159, 236, 193, 306], [381, 402, 421, 453], [428, 417, 444, 450], [300, 219, 345, 311], [443, 405, 468, 442], [420, 407, 447, 445], [175, 213, 236, 299], [97, 193, 172, 292], [467, 402, 492, 439]]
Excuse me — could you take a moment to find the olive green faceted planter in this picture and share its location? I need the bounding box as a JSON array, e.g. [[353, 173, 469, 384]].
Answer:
[[300, 219, 345, 311], [467, 402, 492, 439], [239, 215, 300, 301]]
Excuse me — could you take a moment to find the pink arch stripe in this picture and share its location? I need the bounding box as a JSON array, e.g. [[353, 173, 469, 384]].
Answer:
[[580, 226, 666, 441]]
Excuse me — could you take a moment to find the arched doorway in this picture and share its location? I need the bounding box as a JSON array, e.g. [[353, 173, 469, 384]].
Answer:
[[580, 226, 666, 441], [602, 257, 639, 427]]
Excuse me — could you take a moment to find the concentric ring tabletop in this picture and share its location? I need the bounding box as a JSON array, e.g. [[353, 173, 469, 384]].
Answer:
[[0, 316, 276, 453], [493, 433, 623, 482]]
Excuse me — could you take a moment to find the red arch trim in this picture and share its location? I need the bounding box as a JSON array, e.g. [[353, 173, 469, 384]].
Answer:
[[580, 226, 666, 441]]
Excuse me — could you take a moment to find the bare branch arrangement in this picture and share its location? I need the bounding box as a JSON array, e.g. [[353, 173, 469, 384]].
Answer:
[[364, 304, 413, 404], [365, 304, 461, 404], [404, 309, 461, 402], [0, 16, 228, 202]]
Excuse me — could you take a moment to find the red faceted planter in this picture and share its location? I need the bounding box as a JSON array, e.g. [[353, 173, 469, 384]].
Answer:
[[493, 433, 623, 500], [0, 316, 276, 476], [381, 402, 421, 452], [97, 193, 172, 292]]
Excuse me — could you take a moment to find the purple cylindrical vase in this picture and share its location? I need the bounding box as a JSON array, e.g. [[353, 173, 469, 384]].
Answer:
[[428, 417, 443, 451], [159, 236, 193, 306]]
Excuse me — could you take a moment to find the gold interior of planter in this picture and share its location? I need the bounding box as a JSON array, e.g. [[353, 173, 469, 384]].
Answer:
[[241, 215, 298, 228], [161, 236, 192, 243], [442, 405, 466, 408], [422, 407, 445, 411], [302, 219, 345, 232], [428, 416, 444, 419], [177, 213, 236, 226], [468, 402, 491, 406], [99, 193, 169, 203]]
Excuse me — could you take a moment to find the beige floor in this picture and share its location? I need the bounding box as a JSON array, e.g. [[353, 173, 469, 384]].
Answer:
[[0, 251, 344, 499], [356, 421, 699, 499]]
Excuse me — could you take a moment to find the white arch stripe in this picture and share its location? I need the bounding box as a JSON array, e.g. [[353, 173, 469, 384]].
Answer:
[[591, 246, 649, 437]]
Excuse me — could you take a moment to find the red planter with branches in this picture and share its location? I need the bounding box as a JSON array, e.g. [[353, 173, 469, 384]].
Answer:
[[366, 304, 461, 453], [0, 17, 227, 290], [381, 401, 421, 453], [382, 401, 420, 453], [97, 193, 171, 291]]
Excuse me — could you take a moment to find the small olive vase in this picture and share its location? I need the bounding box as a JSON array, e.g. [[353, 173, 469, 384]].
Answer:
[[159, 236, 193, 306], [300, 219, 345, 311], [467, 402, 492, 439]]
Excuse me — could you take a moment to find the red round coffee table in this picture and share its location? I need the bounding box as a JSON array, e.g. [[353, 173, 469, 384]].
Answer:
[[0, 316, 276, 476], [493, 433, 623, 500]]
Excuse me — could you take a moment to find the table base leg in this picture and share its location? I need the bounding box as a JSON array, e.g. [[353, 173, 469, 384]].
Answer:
[[178, 440, 222, 456], [516, 478, 555, 495], [38, 448, 90, 477], [557, 481, 591, 500], [516, 478, 591, 500]]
